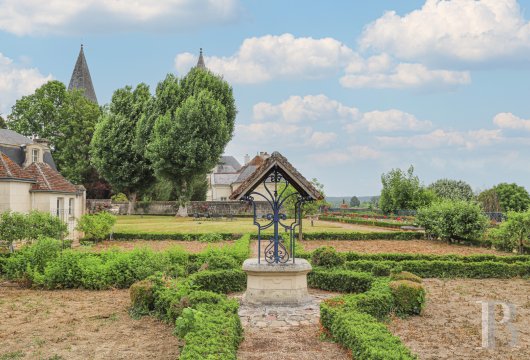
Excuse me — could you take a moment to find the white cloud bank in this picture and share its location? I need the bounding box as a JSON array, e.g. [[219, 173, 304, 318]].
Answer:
[[0, 53, 52, 114], [175, 33, 470, 89], [494, 112, 530, 131], [0, 0, 240, 35], [359, 0, 530, 63]]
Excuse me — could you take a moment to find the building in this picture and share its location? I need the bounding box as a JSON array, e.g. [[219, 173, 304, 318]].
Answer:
[[206, 152, 270, 201], [0, 129, 86, 240], [69, 44, 98, 104]]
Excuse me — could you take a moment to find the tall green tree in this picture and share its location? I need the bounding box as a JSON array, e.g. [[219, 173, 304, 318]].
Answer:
[[493, 183, 530, 212], [147, 88, 232, 214], [490, 210, 530, 254], [0, 115, 6, 129], [379, 165, 434, 213], [350, 196, 360, 207], [477, 188, 501, 212], [428, 179, 474, 202], [7, 80, 103, 194], [90, 83, 154, 214]]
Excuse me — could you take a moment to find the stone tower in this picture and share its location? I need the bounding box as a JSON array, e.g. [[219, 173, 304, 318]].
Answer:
[[68, 45, 98, 104], [196, 48, 206, 69]]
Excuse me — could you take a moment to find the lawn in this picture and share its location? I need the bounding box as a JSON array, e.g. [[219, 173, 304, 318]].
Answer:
[[113, 215, 388, 234]]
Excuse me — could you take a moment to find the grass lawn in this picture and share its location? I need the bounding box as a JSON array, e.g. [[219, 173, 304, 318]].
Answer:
[[113, 215, 384, 234]]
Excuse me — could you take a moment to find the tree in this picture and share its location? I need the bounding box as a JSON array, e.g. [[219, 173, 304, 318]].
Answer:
[[493, 183, 530, 212], [7, 80, 103, 194], [489, 210, 530, 254], [428, 179, 474, 201], [90, 83, 154, 214], [350, 196, 360, 207], [379, 165, 433, 213], [0, 115, 6, 129], [416, 200, 489, 243], [147, 89, 232, 213], [477, 188, 501, 212]]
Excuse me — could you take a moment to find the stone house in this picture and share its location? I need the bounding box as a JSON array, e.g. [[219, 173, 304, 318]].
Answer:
[[0, 129, 86, 240], [206, 152, 271, 201]]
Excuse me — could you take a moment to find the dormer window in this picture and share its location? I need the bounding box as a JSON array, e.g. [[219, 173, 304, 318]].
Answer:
[[32, 148, 40, 163]]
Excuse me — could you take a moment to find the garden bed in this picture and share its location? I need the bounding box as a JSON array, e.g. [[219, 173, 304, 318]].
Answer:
[[300, 240, 509, 256], [90, 240, 235, 253], [0, 286, 180, 360], [388, 278, 530, 359]]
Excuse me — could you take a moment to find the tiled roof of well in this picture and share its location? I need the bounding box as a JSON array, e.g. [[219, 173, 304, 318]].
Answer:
[[25, 162, 77, 193], [0, 152, 34, 181], [230, 151, 323, 201]]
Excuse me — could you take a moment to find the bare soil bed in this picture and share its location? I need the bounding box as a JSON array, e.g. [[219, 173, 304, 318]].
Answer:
[[0, 285, 180, 360], [238, 326, 350, 360], [317, 220, 393, 232], [389, 278, 530, 359], [90, 239, 234, 253], [300, 240, 509, 256]]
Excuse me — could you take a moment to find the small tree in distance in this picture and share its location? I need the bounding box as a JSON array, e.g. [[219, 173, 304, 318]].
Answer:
[[350, 196, 360, 207]]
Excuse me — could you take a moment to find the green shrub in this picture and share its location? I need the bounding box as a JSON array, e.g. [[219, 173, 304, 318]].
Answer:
[[113, 232, 236, 241], [488, 210, 530, 254], [188, 269, 246, 293], [111, 192, 128, 202], [38, 250, 84, 288], [198, 232, 224, 243], [308, 269, 373, 293], [130, 279, 155, 316], [390, 280, 426, 316], [319, 215, 413, 229], [26, 211, 68, 241], [311, 246, 344, 267], [343, 252, 530, 263], [76, 212, 116, 241], [303, 231, 423, 240], [391, 271, 422, 283], [371, 262, 392, 276], [204, 254, 239, 270], [0, 212, 28, 250], [416, 200, 489, 243]]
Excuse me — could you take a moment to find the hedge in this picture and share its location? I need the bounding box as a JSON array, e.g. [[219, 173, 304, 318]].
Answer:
[[308, 268, 374, 293], [344, 259, 530, 278], [320, 215, 415, 229], [113, 232, 237, 241], [343, 252, 530, 264], [188, 269, 246, 294]]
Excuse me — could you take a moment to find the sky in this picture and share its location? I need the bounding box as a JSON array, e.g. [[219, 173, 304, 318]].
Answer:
[[1, 0, 530, 196]]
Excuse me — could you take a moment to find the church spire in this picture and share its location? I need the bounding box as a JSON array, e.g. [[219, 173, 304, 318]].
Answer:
[[196, 48, 206, 69], [68, 44, 98, 104]]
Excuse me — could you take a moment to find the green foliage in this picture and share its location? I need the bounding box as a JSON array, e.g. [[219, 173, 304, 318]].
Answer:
[[204, 255, 239, 270], [379, 165, 434, 213], [198, 232, 224, 243], [76, 212, 116, 241], [319, 215, 413, 229], [0, 212, 28, 248], [302, 231, 423, 240], [342, 252, 530, 263], [0, 211, 68, 249], [90, 83, 154, 212], [308, 268, 374, 293], [428, 178, 474, 201], [2, 238, 62, 281], [111, 193, 128, 202], [129, 279, 155, 316], [390, 271, 422, 283], [188, 269, 246, 293], [416, 200, 489, 242], [493, 183, 530, 212], [477, 188, 501, 212], [311, 246, 345, 267], [279, 178, 328, 217], [0, 115, 6, 129], [113, 232, 236, 241], [371, 262, 392, 277], [390, 280, 426, 316], [7, 81, 102, 189], [489, 210, 530, 254], [350, 196, 361, 207]]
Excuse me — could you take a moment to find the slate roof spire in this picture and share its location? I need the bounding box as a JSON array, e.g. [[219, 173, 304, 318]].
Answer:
[[68, 44, 98, 104], [196, 48, 206, 69]]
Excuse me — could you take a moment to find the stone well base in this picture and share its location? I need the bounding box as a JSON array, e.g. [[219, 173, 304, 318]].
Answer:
[[242, 258, 312, 305]]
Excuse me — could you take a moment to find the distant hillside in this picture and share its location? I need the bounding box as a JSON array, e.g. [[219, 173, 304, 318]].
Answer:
[[325, 196, 375, 207]]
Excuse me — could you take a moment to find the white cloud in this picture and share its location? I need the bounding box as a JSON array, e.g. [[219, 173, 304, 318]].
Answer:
[[253, 94, 359, 123], [307, 131, 337, 148], [175, 33, 354, 83], [0, 53, 52, 114], [377, 128, 503, 150], [340, 62, 470, 89], [347, 109, 433, 132], [313, 145, 381, 165], [359, 0, 530, 63], [493, 112, 530, 131], [0, 0, 240, 35]]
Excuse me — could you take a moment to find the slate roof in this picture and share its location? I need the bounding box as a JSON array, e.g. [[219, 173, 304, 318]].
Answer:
[[0, 152, 34, 181], [196, 48, 206, 69], [0, 129, 33, 146], [69, 45, 98, 104], [213, 173, 240, 185], [230, 151, 323, 201], [25, 162, 77, 193], [220, 155, 241, 171]]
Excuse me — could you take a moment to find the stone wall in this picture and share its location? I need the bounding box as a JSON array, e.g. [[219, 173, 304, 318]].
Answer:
[[86, 199, 271, 216]]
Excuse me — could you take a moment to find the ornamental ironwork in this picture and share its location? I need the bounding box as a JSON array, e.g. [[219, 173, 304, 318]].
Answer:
[[242, 166, 312, 264]]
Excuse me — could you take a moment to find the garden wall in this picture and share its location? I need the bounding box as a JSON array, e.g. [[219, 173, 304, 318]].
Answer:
[[86, 199, 271, 216]]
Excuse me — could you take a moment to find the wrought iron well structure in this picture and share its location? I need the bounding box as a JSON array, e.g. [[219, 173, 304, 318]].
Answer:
[[230, 152, 323, 264]]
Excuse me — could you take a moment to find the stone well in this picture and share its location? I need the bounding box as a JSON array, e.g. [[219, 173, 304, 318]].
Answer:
[[242, 258, 312, 305]]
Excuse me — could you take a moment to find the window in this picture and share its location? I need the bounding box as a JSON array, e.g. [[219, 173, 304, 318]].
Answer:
[[56, 197, 64, 220], [69, 198, 74, 216], [220, 197, 227, 201], [32, 148, 39, 163]]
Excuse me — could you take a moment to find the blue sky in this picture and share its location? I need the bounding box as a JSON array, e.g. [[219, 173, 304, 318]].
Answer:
[[1, 0, 530, 196]]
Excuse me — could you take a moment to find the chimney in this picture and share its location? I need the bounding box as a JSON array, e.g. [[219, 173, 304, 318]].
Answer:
[[34, 138, 50, 149], [244, 154, 250, 164]]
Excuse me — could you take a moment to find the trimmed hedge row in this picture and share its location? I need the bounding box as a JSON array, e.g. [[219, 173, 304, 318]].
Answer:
[[113, 232, 237, 241], [320, 215, 414, 229], [345, 259, 530, 278], [131, 273, 243, 360], [320, 278, 422, 360], [343, 252, 530, 264], [308, 268, 374, 293]]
